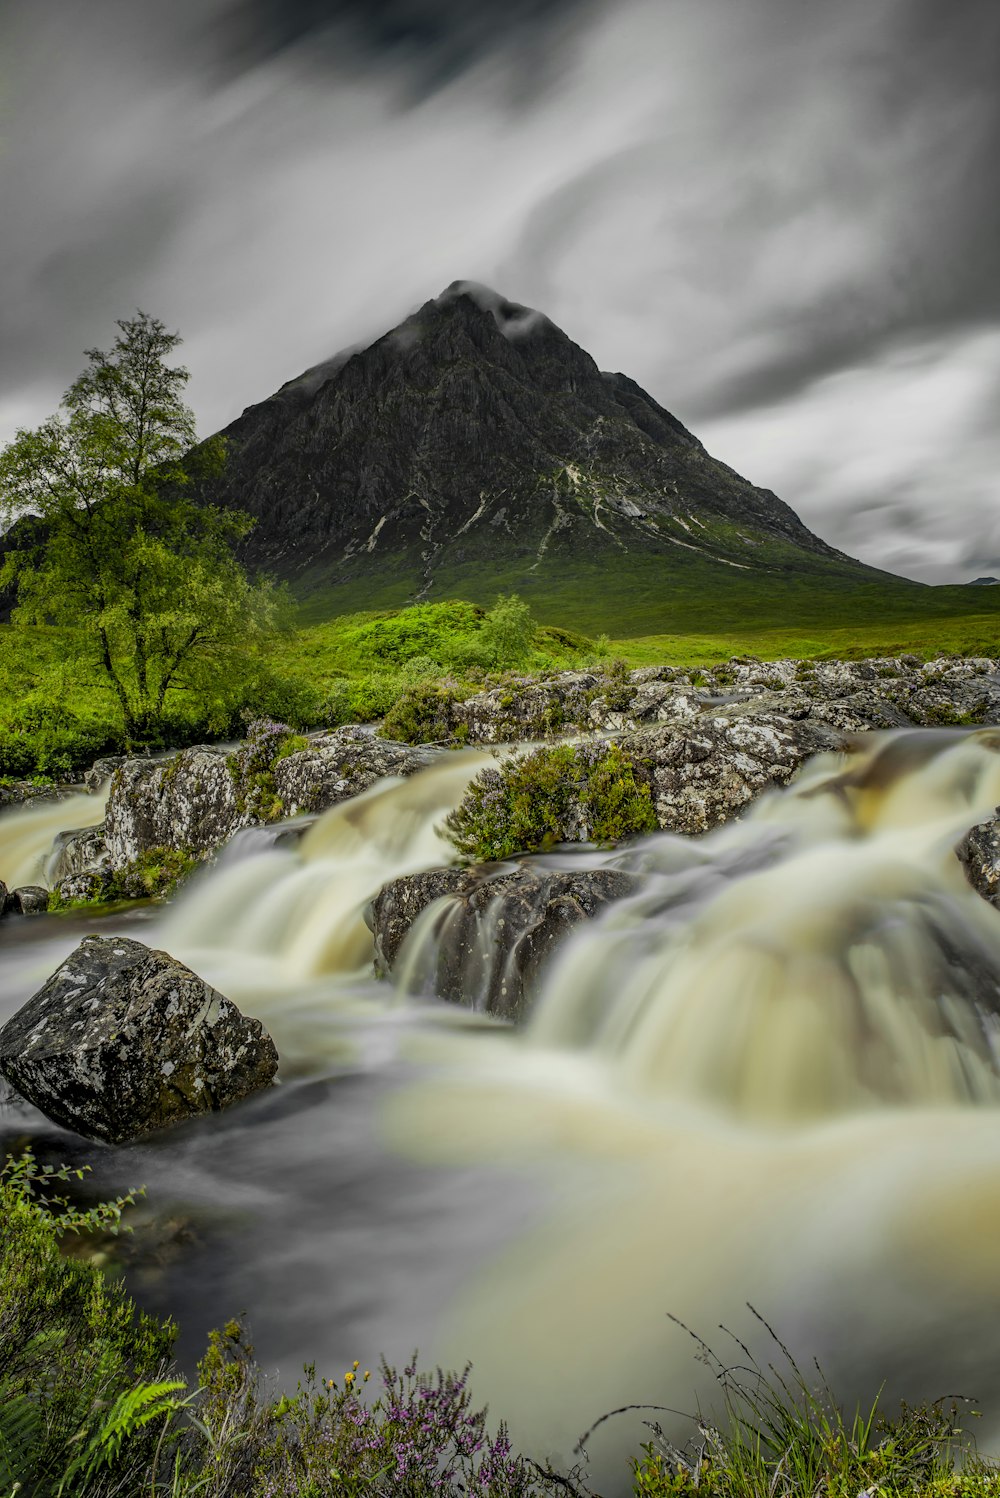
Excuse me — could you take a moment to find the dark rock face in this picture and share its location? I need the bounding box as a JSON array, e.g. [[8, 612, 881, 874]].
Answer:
[[959, 817, 1000, 907], [191, 283, 856, 600], [4, 886, 50, 916], [0, 936, 278, 1143], [372, 865, 639, 1022]]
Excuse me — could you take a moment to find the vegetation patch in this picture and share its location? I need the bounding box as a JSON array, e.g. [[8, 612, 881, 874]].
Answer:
[[226, 717, 309, 821], [444, 742, 659, 862], [380, 680, 468, 744]]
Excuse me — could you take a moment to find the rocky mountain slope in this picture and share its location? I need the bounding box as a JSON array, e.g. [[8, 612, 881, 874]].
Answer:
[[195, 282, 892, 622]]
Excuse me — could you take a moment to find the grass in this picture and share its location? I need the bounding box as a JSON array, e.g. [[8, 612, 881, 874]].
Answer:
[[2, 577, 999, 780]]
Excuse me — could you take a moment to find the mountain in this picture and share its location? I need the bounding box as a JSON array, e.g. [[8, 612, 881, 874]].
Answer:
[[195, 281, 927, 633]]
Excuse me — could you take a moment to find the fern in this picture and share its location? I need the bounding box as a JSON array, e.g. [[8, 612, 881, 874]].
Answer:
[[56, 1378, 187, 1494], [0, 1393, 44, 1491]]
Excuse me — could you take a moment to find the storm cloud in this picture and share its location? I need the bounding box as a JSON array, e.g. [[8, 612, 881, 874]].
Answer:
[[0, 0, 997, 582]]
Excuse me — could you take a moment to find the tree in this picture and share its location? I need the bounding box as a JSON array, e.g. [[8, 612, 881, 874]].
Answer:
[[0, 312, 284, 742]]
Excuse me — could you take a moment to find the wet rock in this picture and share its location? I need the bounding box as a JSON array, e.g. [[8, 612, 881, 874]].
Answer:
[[5, 886, 50, 916], [0, 935, 278, 1144], [105, 748, 242, 866], [0, 781, 79, 809], [273, 727, 435, 817], [54, 871, 114, 905], [84, 756, 131, 791], [958, 815, 1000, 907], [49, 824, 111, 883], [104, 730, 435, 866], [621, 715, 846, 835], [372, 865, 639, 1022]]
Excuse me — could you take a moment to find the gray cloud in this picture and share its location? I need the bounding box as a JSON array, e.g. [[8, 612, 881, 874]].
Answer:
[[0, 0, 998, 583]]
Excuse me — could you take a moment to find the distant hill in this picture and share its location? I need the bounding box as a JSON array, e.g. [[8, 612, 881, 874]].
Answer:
[[175, 282, 992, 640]]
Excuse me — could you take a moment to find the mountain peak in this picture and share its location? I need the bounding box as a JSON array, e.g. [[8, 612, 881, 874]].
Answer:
[[202, 281, 857, 621], [431, 281, 550, 341]]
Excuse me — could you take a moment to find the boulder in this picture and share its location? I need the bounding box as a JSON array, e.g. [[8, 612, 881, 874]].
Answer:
[[103, 730, 435, 866], [54, 871, 114, 905], [372, 865, 639, 1022], [84, 755, 132, 791], [105, 748, 243, 866], [958, 815, 1000, 907], [273, 727, 435, 816], [4, 886, 50, 916], [0, 935, 278, 1144], [620, 714, 847, 835], [49, 824, 111, 883]]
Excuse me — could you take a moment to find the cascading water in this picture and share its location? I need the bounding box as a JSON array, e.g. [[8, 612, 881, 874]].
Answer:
[[0, 789, 107, 890], [5, 731, 1000, 1493]]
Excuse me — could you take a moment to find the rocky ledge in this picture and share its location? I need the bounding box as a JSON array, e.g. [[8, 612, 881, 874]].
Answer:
[[50, 727, 436, 892], [370, 864, 639, 1022], [425, 653, 1000, 743]]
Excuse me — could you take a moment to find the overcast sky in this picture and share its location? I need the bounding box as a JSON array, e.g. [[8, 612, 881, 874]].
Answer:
[[1, 0, 998, 582]]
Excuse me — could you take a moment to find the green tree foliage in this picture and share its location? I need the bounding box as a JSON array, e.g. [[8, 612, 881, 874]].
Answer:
[[0, 312, 286, 743]]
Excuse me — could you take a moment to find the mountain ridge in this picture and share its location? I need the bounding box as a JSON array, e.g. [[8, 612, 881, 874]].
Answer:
[[183, 280, 943, 632]]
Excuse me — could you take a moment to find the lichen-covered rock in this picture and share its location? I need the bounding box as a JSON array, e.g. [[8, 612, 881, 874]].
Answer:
[[272, 727, 435, 817], [372, 865, 639, 1021], [4, 885, 50, 916], [84, 756, 131, 791], [958, 815, 1000, 908], [620, 715, 846, 835], [104, 748, 243, 867], [53, 871, 115, 905], [103, 730, 435, 866], [0, 781, 77, 809], [50, 824, 111, 883], [0, 935, 278, 1143], [440, 655, 1000, 746]]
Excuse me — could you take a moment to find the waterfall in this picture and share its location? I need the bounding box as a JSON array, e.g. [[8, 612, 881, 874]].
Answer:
[[0, 789, 107, 891]]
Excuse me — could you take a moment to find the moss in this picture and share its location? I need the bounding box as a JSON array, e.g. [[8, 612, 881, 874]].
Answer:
[[443, 742, 658, 861]]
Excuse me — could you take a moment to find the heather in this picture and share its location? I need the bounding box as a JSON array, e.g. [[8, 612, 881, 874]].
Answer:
[[443, 741, 659, 861]]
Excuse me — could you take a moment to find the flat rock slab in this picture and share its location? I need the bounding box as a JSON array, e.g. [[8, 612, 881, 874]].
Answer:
[[0, 935, 278, 1143]]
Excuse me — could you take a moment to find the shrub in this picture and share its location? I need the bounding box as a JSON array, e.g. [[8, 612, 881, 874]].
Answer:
[[227, 717, 309, 820], [380, 681, 464, 744], [443, 741, 658, 861], [0, 1151, 178, 1494]]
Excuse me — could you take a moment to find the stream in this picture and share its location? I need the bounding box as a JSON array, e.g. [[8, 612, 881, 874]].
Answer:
[[4, 731, 1000, 1492]]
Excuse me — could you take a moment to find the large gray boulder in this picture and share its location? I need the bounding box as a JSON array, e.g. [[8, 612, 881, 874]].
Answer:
[[620, 713, 847, 835], [103, 729, 435, 865], [372, 865, 639, 1022], [272, 727, 435, 817], [105, 747, 244, 866], [0, 935, 278, 1143]]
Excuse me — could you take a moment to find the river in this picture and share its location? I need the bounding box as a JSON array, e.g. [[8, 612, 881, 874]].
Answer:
[[3, 730, 1000, 1492]]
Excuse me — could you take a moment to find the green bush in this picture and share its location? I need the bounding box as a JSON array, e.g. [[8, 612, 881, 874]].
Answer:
[[0, 1152, 178, 1494], [380, 681, 465, 744], [443, 741, 658, 861]]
